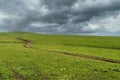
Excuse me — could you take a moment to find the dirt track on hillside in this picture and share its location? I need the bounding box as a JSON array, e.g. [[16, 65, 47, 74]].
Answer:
[[12, 70, 23, 80], [17, 37, 120, 64], [48, 50, 120, 64], [17, 37, 32, 48]]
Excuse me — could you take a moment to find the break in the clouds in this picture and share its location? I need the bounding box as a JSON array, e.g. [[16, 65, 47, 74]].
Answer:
[[0, 0, 120, 35]]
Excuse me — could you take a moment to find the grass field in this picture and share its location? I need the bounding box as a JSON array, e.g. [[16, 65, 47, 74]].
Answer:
[[0, 32, 120, 80]]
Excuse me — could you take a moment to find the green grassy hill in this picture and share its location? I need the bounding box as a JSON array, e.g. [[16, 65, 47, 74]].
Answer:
[[0, 32, 120, 80]]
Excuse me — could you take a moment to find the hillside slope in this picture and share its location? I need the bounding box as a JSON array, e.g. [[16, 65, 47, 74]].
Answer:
[[0, 32, 120, 80]]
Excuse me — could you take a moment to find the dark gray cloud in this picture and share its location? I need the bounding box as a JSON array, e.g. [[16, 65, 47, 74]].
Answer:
[[0, 0, 120, 35]]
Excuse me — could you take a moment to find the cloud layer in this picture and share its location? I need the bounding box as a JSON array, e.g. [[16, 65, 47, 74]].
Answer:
[[0, 0, 120, 35]]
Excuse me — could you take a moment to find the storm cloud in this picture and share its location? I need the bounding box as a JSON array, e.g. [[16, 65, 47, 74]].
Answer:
[[0, 0, 120, 35]]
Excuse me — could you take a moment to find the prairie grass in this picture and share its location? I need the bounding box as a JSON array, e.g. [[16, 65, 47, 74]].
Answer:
[[0, 32, 120, 80]]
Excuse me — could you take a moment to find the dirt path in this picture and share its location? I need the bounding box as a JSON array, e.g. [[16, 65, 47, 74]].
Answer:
[[17, 37, 32, 48], [13, 70, 23, 80], [47, 50, 120, 64], [17, 37, 120, 64], [35, 49, 120, 64]]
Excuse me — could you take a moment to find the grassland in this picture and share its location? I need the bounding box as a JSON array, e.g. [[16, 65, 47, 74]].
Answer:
[[0, 32, 120, 80]]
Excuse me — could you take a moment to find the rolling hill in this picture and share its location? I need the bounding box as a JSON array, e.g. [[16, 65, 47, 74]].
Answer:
[[0, 32, 120, 80]]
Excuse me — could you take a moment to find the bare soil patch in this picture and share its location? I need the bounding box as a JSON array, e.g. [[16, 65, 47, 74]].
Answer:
[[17, 37, 32, 48], [13, 70, 23, 80]]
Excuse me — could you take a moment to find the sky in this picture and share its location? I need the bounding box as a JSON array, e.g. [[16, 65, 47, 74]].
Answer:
[[0, 0, 120, 35]]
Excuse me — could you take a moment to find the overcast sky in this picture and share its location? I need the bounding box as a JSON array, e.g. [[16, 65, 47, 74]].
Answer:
[[0, 0, 120, 35]]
